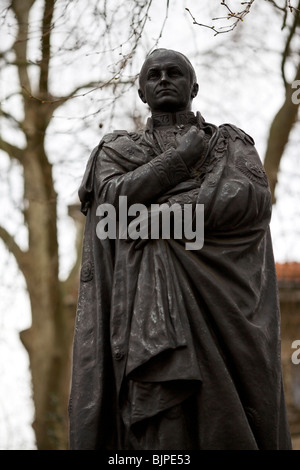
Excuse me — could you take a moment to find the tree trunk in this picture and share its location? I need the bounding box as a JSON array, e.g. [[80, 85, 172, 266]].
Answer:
[[20, 289, 75, 450], [18, 134, 78, 448], [264, 76, 300, 203], [263, 5, 300, 203]]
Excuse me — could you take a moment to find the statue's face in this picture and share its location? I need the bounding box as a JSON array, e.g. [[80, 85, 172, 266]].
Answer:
[[138, 50, 198, 113]]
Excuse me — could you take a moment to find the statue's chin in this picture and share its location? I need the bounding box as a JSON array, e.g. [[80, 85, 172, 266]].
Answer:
[[152, 103, 190, 113]]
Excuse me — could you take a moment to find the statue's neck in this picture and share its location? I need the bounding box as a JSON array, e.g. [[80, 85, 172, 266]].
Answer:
[[151, 110, 197, 127]]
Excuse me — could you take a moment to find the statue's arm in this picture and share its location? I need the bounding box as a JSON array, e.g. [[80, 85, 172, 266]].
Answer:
[[96, 145, 190, 209], [97, 127, 207, 209]]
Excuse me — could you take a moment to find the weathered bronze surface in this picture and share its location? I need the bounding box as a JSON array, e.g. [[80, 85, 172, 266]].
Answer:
[[68, 49, 292, 450]]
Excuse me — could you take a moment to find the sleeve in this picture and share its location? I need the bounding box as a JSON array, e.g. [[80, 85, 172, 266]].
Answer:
[[199, 128, 272, 235], [95, 138, 191, 209]]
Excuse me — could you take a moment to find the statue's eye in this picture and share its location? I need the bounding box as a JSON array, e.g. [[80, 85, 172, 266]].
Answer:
[[168, 67, 182, 77], [147, 70, 160, 80]]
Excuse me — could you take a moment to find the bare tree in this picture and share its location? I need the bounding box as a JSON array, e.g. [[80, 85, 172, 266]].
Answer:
[[263, 0, 300, 202], [186, 0, 300, 202], [0, 0, 168, 450]]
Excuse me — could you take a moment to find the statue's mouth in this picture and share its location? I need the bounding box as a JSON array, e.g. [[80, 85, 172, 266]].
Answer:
[[157, 88, 176, 95]]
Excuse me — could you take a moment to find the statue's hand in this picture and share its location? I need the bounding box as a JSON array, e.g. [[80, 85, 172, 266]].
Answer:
[[176, 126, 206, 167]]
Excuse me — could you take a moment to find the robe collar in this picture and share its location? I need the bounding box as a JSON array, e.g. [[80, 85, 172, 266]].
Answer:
[[150, 110, 198, 128], [145, 111, 207, 133]]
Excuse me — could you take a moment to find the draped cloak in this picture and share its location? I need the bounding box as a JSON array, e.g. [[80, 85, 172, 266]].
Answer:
[[68, 112, 292, 450]]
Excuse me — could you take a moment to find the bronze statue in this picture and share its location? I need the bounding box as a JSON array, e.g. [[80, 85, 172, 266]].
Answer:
[[68, 49, 292, 450]]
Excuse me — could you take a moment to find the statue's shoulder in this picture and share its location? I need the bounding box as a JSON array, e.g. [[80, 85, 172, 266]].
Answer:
[[220, 123, 255, 146], [99, 130, 128, 145], [100, 129, 143, 148]]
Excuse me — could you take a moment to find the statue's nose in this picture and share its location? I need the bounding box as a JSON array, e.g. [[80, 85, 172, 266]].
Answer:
[[160, 71, 168, 83]]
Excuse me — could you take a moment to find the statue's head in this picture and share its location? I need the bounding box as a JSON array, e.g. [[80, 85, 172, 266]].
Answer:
[[138, 48, 199, 113]]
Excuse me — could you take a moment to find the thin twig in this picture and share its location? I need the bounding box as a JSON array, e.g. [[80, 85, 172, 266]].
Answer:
[[186, 0, 299, 36]]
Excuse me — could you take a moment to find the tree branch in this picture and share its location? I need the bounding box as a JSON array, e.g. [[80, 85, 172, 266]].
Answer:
[[0, 225, 29, 275], [62, 203, 85, 301], [186, 0, 299, 35], [39, 0, 55, 94], [281, 0, 300, 87], [264, 61, 300, 202], [0, 106, 23, 130], [11, 0, 36, 96], [266, 0, 300, 14], [186, 1, 256, 35], [21, 77, 137, 112], [0, 137, 24, 163]]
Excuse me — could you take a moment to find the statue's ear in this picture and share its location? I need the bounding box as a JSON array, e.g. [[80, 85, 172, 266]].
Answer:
[[138, 89, 147, 103], [191, 83, 199, 99]]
